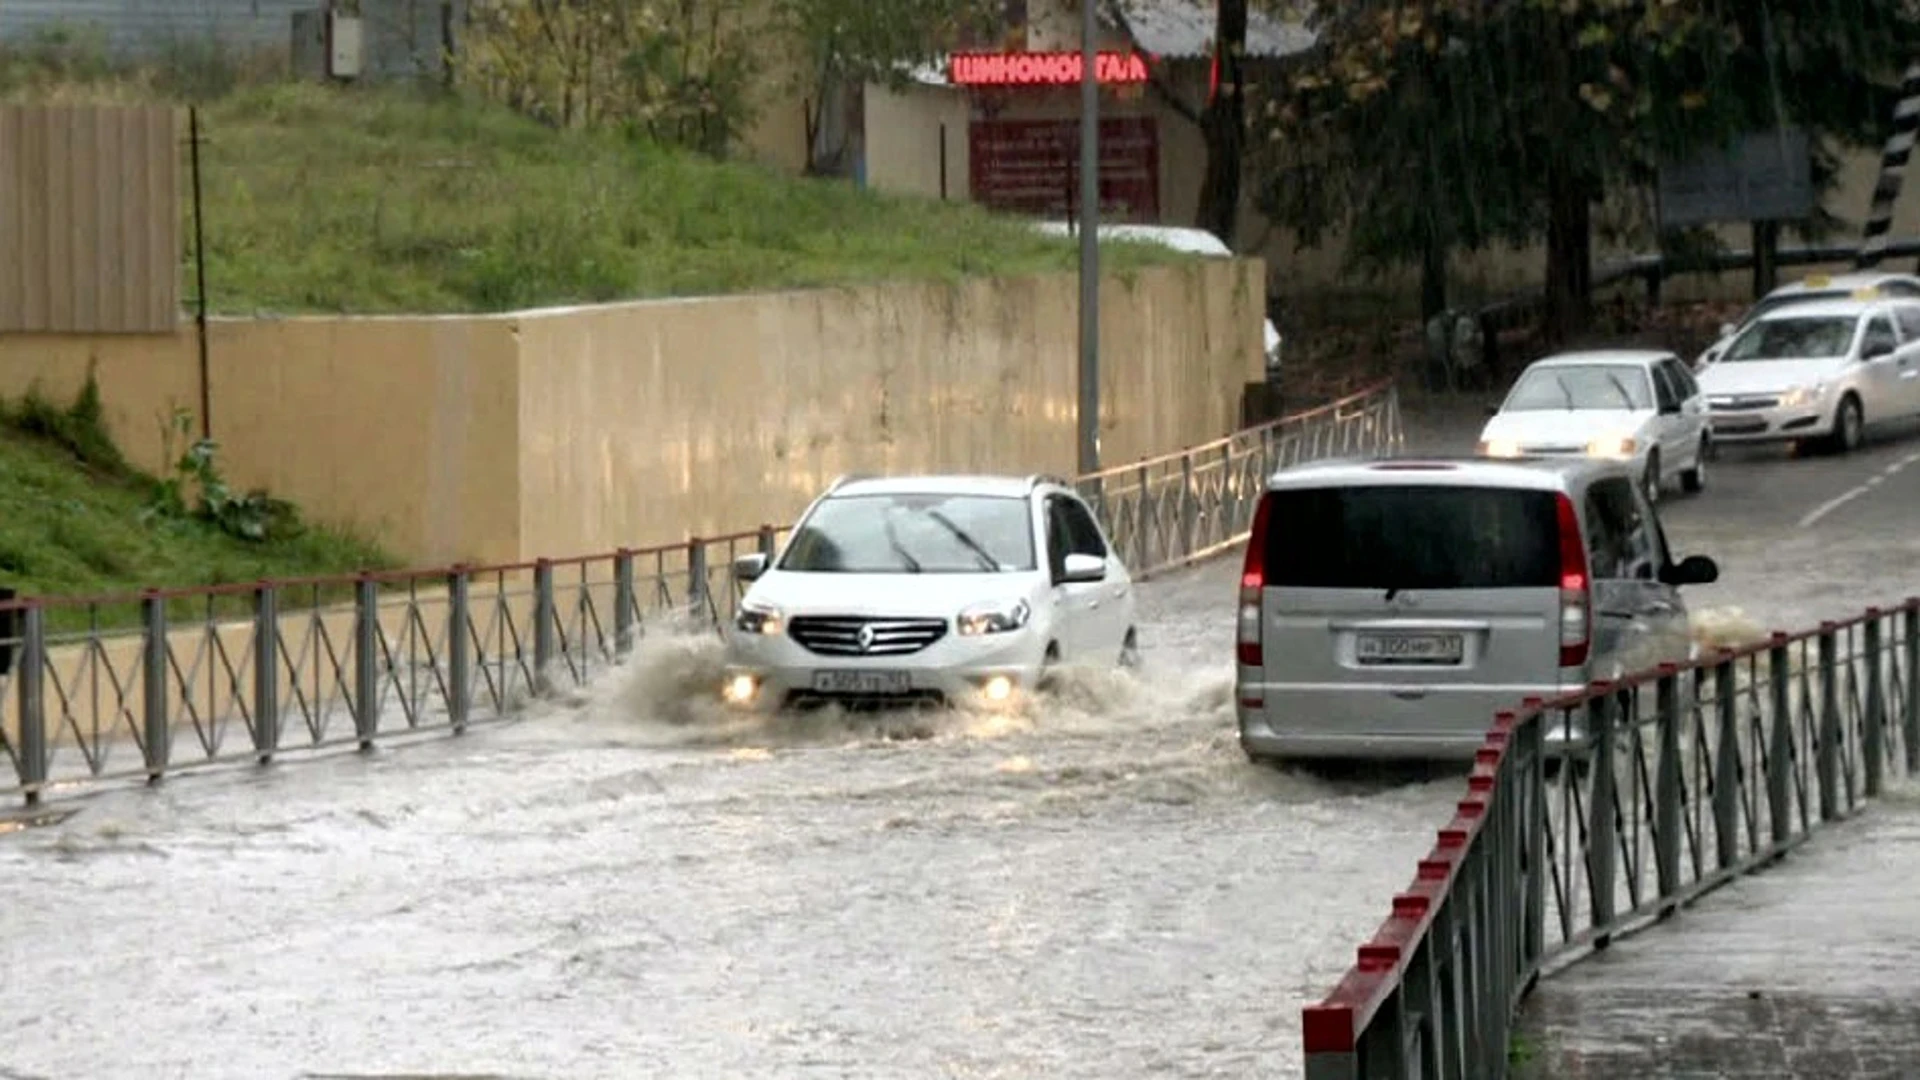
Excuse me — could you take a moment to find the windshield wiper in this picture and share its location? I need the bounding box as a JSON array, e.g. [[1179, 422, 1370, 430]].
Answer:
[[1556, 376, 1576, 410], [882, 517, 923, 573], [925, 510, 1002, 571], [1603, 373, 1638, 409]]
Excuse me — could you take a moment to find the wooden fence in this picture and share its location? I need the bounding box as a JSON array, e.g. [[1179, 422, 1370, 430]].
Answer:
[[0, 103, 180, 334]]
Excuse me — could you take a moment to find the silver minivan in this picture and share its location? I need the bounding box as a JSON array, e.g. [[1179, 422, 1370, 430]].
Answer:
[[1234, 456, 1720, 765]]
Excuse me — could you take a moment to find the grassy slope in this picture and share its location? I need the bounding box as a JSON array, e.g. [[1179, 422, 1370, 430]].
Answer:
[[0, 424, 388, 606], [1, 77, 1182, 603], [197, 83, 1182, 315]]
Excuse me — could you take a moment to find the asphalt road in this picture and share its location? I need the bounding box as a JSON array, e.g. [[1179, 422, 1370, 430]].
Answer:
[[1, 404, 1916, 1080]]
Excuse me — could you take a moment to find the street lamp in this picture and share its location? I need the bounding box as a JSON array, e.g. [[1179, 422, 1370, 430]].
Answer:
[[1076, 0, 1101, 476]]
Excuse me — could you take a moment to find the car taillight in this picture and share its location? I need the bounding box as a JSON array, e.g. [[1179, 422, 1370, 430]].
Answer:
[[1238, 494, 1273, 667], [1555, 491, 1590, 668]]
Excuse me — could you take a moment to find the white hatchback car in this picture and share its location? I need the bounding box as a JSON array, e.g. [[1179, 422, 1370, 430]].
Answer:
[[1697, 297, 1920, 453], [721, 474, 1139, 712], [1693, 271, 1920, 369], [1476, 349, 1711, 503]]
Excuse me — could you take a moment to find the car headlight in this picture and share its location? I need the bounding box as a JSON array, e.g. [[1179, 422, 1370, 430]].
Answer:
[[1477, 437, 1521, 458], [1585, 435, 1637, 459], [1779, 383, 1826, 408], [957, 598, 1031, 636], [734, 603, 784, 636]]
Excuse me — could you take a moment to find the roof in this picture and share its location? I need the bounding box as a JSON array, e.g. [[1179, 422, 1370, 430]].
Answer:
[[1751, 297, 1904, 320], [1265, 455, 1623, 493], [1767, 271, 1920, 296], [1108, 0, 1316, 60], [1527, 349, 1676, 369], [829, 475, 1055, 499]]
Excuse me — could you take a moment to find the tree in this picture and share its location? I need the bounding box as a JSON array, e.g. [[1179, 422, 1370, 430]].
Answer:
[[1260, 0, 1920, 338], [455, 0, 758, 154], [1182, 0, 1251, 243], [774, 0, 994, 177]]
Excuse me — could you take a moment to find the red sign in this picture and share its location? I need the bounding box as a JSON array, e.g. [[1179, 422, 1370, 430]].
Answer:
[[968, 117, 1160, 223], [949, 51, 1151, 87]]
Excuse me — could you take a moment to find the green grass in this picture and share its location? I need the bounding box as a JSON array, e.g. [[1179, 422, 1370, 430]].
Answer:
[[0, 388, 391, 620], [184, 82, 1185, 315]]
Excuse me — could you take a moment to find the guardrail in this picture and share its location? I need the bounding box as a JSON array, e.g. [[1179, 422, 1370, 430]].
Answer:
[[1300, 600, 1919, 1079], [0, 380, 1404, 807]]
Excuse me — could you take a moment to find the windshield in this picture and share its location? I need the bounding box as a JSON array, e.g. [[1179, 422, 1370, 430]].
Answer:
[[1722, 316, 1859, 362], [1263, 485, 1560, 590], [1746, 289, 1849, 321], [779, 493, 1036, 574], [1501, 364, 1652, 411]]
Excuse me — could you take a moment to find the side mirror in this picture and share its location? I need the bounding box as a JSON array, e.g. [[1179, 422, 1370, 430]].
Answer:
[[1659, 399, 1682, 416], [1058, 552, 1107, 584], [732, 552, 770, 583], [1718, 322, 1736, 339], [1663, 554, 1719, 587], [1864, 342, 1894, 360]]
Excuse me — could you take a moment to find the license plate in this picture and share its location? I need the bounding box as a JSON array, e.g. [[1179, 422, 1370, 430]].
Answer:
[[811, 670, 913, 694], [1355, 632, 1464, 666]]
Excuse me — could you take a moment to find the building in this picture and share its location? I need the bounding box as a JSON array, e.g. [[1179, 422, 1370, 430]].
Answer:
[[742, 0, 1311, 246]]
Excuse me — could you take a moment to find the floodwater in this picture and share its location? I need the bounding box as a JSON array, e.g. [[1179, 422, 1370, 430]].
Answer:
[[2, 418, 1916, 1080]]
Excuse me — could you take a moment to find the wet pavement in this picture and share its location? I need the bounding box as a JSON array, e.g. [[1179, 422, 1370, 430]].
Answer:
[[0, 400, 1916, 1080], [1514, 790, 1920, 1080]]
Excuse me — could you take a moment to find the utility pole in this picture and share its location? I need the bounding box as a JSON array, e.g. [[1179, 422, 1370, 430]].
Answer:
[[1076, 0, 1102, 476]]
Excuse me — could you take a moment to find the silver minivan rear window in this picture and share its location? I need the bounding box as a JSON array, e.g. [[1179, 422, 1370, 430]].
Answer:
[[1262, 485, 1561, 589]]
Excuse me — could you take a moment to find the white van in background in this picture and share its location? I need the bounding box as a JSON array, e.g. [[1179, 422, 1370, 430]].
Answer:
[[1031, 221, 1283, 384]]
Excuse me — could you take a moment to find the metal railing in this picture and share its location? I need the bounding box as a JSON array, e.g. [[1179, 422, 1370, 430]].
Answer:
[[0, 380, 1404, 807], [1300, 600, 1920, 1080]]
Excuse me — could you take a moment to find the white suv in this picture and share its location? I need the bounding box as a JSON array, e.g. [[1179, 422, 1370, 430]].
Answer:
[[721, 474, 1140, 712]]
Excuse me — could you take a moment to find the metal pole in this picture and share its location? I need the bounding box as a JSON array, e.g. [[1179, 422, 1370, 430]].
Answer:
[[189, 106, 212, 441], [1076, 0, 1101, 476]]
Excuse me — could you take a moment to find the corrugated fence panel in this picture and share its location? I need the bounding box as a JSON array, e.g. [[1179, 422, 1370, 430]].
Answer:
[[0, 103, 180, 333], [0, 0, 314, 54]]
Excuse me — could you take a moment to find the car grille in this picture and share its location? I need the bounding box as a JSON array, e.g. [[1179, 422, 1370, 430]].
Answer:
[[1710, 396, 1779, 412], [787, 615, 950, 657], [784, 689, 949, 712]]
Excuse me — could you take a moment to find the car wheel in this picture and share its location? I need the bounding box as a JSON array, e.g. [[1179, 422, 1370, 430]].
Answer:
[[1830, 393, 1865, 454], [1642, 450, 1662, 504], [1118, 628, 1141, 669], [1680, 436, 1708, 494]]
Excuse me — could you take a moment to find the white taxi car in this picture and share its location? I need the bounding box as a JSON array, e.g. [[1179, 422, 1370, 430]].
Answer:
[[1696, 297, 1920, 454], [721, 474, 1139, 712], [1693, 272, 1920, 369], [1476, 349, 1711, 503]]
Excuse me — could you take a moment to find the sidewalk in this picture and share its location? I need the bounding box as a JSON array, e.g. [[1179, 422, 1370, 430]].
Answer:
[[1513, 787, 1920, 1079]]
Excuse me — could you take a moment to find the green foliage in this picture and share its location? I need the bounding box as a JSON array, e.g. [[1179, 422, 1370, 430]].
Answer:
[[454, 0, 759, 154], [189, 83, 1179, 315], [143, 409, 304, 544], [0, 390, 388, 609], [1260, 1, 1920, 284], [0, 365, 134, 479]]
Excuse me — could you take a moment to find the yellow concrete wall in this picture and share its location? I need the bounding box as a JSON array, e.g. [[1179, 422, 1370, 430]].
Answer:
[[2, 261, 1260, 567], [203, 317, 523, 566], [512, 259, 1263, 557]]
